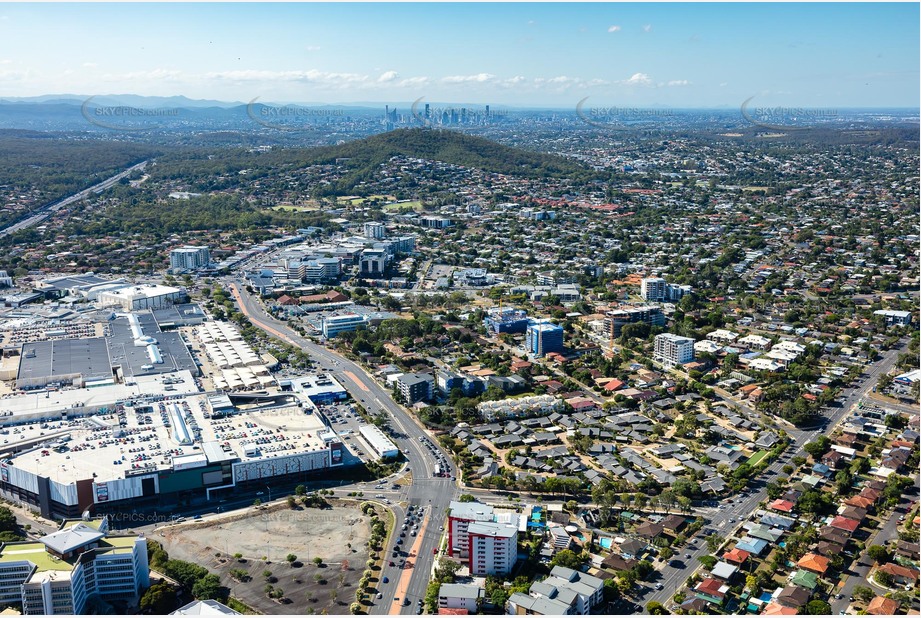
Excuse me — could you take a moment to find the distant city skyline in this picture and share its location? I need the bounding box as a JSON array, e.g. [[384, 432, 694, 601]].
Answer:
[[0, 3, 918, 108]]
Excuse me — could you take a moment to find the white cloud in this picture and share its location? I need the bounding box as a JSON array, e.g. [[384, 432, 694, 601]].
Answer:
[[377, 70, 398, 83], [608, 25, 621, 32], [305, 45, 321, 52], [82, 62, 97, 69], [625, 72, 652, 86], [0, 59, 12, 65], [667, 80, 690, 86], [396, 76, 429, 87], [643, 24, 652, 32], [442, 73, 496, 84]]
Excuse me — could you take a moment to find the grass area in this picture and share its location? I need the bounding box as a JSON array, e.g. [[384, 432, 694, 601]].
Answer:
[[0, 542, 69, 572], [742, 186, 772, 192], [747, 450, 770, 466], [270, 204, 320, 212], [383, 200, 423, 212]]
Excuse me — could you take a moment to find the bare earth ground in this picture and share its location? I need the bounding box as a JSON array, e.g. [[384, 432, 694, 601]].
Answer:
[[153, 501, 370, 614]]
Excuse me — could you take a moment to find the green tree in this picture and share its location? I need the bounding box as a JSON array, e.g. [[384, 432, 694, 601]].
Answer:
[[191, 574, 224, 601], [852, 585, 874, 602], [286, 553, 298, 565], [866, 545, 890, 564], [698, 555, 718, 570], [139, 582, 178, 614], [646, 601, 668, 615], [805, 600, 831, 615], [550, 549, 586, 570], [163, 560, 209, 588]]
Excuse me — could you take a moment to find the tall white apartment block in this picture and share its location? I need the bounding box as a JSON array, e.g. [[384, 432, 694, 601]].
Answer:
[[654, 333, 695, 367]]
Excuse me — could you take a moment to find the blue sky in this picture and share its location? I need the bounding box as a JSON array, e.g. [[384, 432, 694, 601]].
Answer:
[[0, 3, 917, 108]]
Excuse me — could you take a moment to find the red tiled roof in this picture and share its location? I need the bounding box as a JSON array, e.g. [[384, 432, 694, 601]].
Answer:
[[866, 596, 899, 615], [769, 499, 795, 513], [723, 548, 751, 564], [829, 516, 860, 532], [696, 578, 726, 598], [796, 552, 830, 574], [763, 602, 798, 616]]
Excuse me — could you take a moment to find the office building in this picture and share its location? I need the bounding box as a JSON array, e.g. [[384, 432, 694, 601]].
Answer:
[[363, 222, 386, 239], [526, 322, 564, 357], [321, 313, 369, 338], [360, 248, 388, 277], [302, 257, 342, 282], [654, 333, 696, 367], [169, 246, 211, 272], [0, 517, 149, 615], [604, 306, 665, 338], [484, 307, 529, 334], [396, 372, 434, 404]]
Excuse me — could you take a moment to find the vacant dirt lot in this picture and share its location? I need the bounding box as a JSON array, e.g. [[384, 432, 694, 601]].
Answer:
[[153, 502, 371, 614]]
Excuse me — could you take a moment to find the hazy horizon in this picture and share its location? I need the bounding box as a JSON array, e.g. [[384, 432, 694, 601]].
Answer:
[[1, 3, 918, 109]]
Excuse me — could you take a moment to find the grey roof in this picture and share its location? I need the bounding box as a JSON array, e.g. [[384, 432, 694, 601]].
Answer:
[[18, 337, 112, 385], [40, 523, 106, 555], [439, 583, 484, 600], [508, 592, 571, 615]]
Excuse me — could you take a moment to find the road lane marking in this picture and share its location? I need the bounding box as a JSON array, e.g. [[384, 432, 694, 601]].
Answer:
[[388, 513, 430, 614], [345, 370, 371, 392]]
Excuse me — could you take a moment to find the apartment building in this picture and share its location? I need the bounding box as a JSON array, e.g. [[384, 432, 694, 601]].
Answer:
[[654, 333, 695, 367], [447, 501, 519, 576], [396, 372, 434, 404], [169, 246, 211, 272], [604, 306, 665, 338], [363, 221, 386, 239], [507, 566, 604, 616], [641, 277, 692, 302], [468, 521, 518, 576]]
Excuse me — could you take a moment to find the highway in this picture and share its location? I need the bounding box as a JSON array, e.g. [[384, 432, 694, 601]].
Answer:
[[639, 339, 911, 610], [227, 280, 459, 615], [0, 160, 148, 237]]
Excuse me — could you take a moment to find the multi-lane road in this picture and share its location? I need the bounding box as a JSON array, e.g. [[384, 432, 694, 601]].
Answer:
[[0, 160, 148, 237], [227, 280, 458, 614]]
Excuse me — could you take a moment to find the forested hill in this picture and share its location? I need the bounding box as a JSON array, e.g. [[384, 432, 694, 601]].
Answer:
[[301, 128, 591, 179]]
